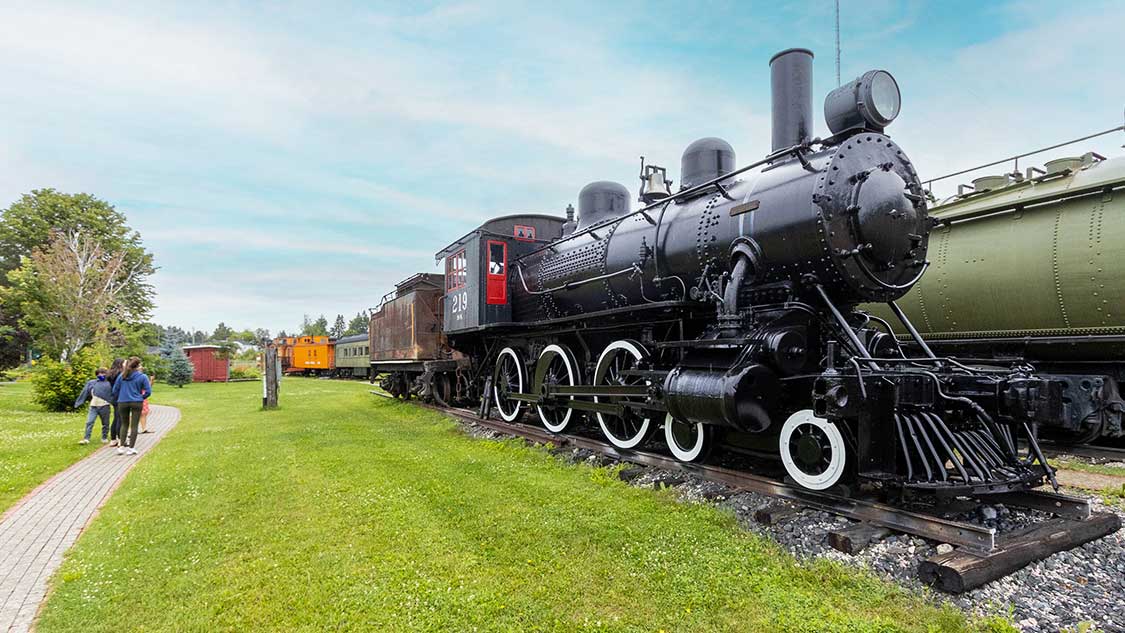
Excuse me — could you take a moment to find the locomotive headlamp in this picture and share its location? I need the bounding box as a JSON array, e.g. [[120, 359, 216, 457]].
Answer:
[[824, 69, 902, 135]]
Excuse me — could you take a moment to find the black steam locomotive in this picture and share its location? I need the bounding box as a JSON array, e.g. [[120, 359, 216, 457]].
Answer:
[[419, 49, 1080, 497]]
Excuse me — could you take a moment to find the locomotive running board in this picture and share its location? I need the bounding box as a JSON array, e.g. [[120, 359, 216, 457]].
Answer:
[[406, 401, 1121, 592]]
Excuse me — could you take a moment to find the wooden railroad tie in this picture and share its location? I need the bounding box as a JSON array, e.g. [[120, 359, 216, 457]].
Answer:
[[918, 512, 1122, 593], [828, 523, 892, 555]]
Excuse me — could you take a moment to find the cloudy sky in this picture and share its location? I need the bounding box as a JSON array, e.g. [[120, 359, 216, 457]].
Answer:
[[1, 0, 1122, 334]]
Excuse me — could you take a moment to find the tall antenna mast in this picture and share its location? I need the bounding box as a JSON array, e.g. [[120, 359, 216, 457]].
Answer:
[[835, 0, 841, 86]]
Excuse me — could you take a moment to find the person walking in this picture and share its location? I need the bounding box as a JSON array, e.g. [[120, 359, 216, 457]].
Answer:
[[111, 357, 151, 456], [106, 358, 125, 447], [74, 367, 113, 444]]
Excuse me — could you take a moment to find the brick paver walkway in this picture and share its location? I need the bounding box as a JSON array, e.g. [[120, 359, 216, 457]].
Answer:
[[0, 404, 180, 633]]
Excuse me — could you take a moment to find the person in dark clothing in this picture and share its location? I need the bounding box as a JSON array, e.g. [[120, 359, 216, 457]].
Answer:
[[74, 367, 113, 444], [111, 356, 152, 456], [106, 358, 125, 447]]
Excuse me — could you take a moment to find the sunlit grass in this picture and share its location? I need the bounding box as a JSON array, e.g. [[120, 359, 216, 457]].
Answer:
[[0, 382, 102, 514], [35, 378, 1011, 632], [1053, 458, 1125, 478]]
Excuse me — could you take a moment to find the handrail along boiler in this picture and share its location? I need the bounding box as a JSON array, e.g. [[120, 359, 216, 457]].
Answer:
[[433, 48, 1080, 497]]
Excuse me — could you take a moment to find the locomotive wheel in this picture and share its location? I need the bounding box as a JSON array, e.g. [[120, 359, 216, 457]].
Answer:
[[430, 373, 453, 408], [395, 372, 412, 400], [594, 340, 654, 450], [664, 414, 713, 463], [779, 409, 848, 491], [492, 347, 526, 422], [534, 344, 580, 433]]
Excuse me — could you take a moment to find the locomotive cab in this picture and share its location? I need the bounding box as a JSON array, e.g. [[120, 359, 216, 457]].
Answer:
[[436, 214, 565, 333]]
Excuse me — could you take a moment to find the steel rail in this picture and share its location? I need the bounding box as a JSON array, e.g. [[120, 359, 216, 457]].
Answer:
[[1038, 441, 1125, 463]]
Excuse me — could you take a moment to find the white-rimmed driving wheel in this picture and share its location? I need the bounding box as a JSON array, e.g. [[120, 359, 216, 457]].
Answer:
[[594, 340, 653, 450], [664, 414, 713, 463], [534, 344, 580, 433], [779, 409, 848, 490], [492, 347, 526, 422]]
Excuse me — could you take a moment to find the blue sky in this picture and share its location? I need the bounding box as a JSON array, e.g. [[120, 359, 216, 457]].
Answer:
[[1, 0, 1123, 334]]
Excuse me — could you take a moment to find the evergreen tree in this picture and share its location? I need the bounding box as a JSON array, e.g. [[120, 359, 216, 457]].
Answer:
[[157, 337, 178, 359], [299, 314, 313, 336], [212, 322, 234, 341], [331, 314, 346, 338], [161, 325, 189, 347], [167, 349, 194, 388], [345, 311, 369, 336]]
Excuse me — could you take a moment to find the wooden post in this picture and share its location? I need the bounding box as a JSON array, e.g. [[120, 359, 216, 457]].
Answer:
[[262, 344, 279, 409]]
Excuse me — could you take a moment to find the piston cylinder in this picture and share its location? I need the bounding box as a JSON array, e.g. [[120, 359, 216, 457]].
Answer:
[[663, 364, 776, 432]]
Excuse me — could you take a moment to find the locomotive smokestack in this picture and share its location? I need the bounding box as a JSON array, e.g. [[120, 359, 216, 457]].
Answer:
[[769, 48, 814, 152]]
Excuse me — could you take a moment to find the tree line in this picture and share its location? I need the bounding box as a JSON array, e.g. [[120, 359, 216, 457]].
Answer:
[[159, 309, 369, 349], [293, 312, 368, 339]]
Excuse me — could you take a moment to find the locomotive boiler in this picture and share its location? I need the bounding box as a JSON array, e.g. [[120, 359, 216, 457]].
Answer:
[[426, 48, 1087, 497]]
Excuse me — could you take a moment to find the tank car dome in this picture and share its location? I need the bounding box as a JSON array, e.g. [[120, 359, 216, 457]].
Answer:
[[680, 137, 735, 190], [577, 181, 630, 230]]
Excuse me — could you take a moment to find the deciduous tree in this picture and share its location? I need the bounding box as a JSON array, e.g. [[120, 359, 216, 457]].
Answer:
[[0, 189, 154, 368], [309, 314, 329, 337], [5, 229, 150, 362]]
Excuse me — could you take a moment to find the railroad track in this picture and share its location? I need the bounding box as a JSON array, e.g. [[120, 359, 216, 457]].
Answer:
[[372, 391, 1121, 593], [1041, 441, 1125, 463]]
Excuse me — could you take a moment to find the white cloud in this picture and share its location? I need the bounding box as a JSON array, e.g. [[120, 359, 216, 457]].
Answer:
[[4, 1, 1123, 330], [143, 227, 433, 261]]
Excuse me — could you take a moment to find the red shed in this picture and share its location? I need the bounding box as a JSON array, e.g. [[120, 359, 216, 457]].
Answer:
[[183, 345, 230, 382]]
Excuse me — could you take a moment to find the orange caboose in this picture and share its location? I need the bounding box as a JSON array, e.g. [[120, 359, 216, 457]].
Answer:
[[273, 335, 335, 376]]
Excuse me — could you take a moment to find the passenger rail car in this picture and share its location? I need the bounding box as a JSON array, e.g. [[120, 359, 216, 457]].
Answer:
[[334, 333, 370, 379], [365, 48, 1110, 499]]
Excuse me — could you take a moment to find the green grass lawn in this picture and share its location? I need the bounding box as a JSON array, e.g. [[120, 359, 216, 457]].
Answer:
[[33, 378, 1011, 632], [0, 381, 102, 514], [1053, 457, 1125, 478]]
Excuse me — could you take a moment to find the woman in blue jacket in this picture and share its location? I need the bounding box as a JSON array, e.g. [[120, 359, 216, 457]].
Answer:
[[111, 356, 152, 456]]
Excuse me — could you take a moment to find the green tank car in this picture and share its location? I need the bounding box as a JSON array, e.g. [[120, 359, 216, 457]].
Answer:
[[866, 151, 1125, 443]]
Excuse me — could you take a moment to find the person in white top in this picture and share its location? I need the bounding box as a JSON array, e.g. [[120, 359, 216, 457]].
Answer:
[[74, 368, 113, 445]]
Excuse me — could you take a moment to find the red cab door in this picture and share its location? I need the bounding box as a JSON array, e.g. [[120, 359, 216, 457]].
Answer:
[[486, 240, 507, 305]]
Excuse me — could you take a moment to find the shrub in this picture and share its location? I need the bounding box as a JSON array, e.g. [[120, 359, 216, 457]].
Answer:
[[229, 366, 261, 380], [144, 352, 169, 382], [1, 363, 34, 382], [30, 350, 100, 412]]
